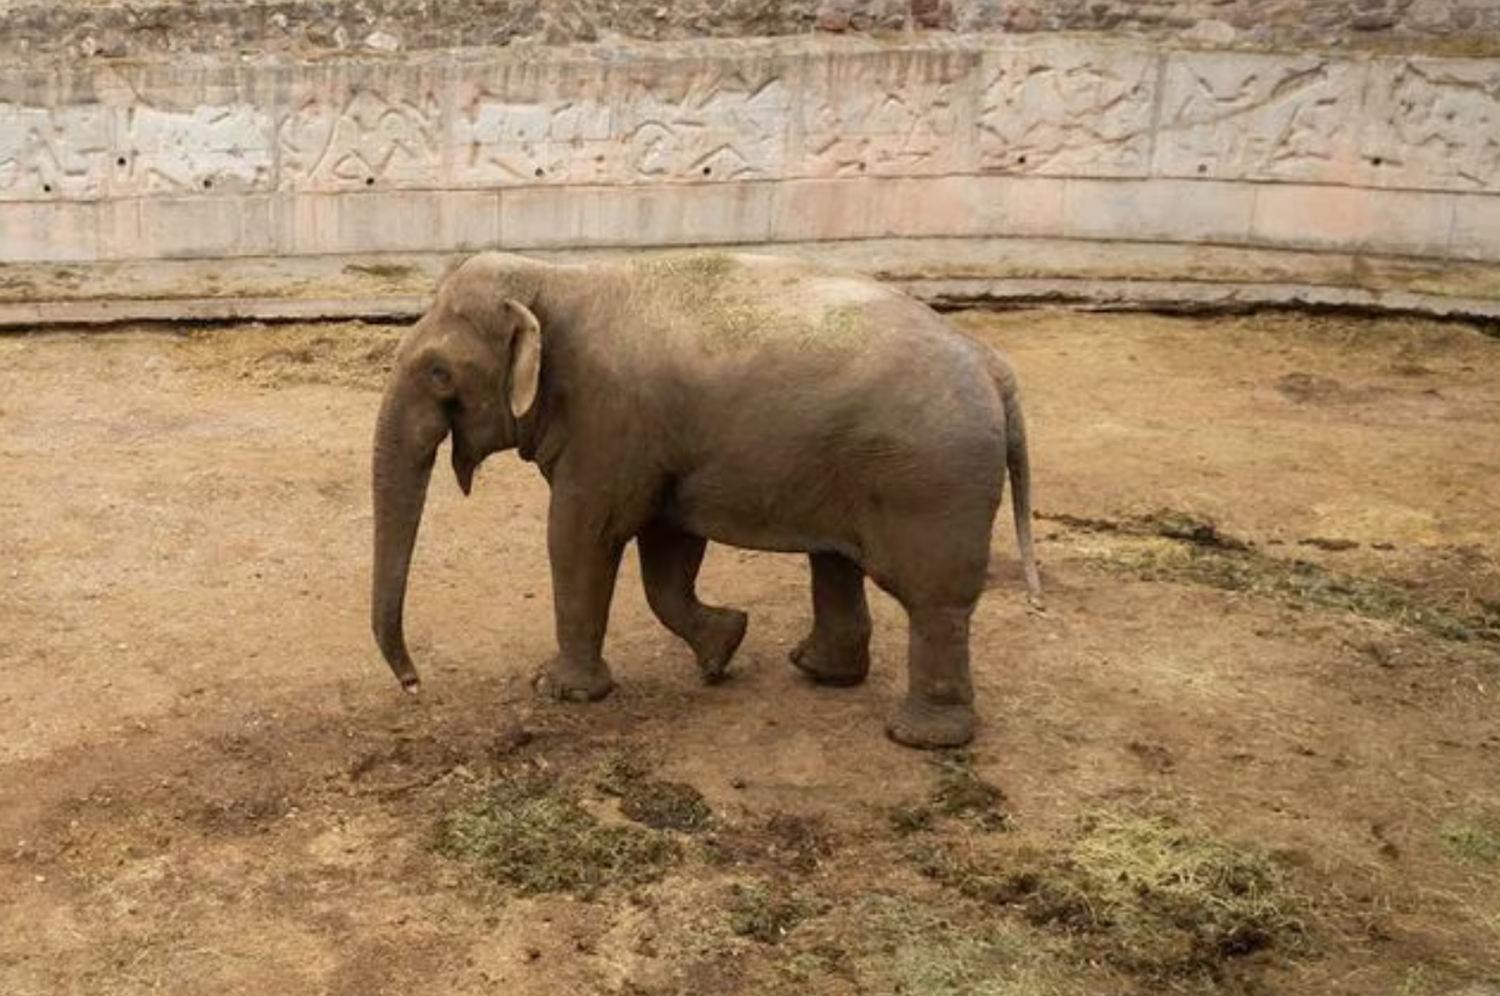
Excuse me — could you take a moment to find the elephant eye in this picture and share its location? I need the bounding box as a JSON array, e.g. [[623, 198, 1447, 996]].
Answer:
[[426, 360, 456, 397]]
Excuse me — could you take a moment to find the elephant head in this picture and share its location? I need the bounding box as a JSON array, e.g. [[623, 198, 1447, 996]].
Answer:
[[371, 267, 543, 690]]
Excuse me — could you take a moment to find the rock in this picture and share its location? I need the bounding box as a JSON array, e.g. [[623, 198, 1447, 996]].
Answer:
[[952, 0, 1004, 31], [1405, 0, 1453, 30], [911, 0, 950, 29], [1182, 18, 1236, 44], [1005, 2, 1040, 32], [364, 29, 401, 52], [1352, 11, 1397, 30], [816, 5, 851, 31]]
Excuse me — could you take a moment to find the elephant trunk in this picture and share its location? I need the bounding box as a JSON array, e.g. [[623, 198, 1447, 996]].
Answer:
[[370, 383, 446, 690]]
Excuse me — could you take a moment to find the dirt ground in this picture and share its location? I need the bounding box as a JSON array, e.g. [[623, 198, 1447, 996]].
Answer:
[[1, 302, 1498, 995]]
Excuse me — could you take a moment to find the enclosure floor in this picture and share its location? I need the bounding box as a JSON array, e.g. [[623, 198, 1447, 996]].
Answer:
[[1, 310, 1497, 994]]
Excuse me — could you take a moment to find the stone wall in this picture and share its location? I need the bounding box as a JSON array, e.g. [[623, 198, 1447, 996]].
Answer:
[[4, 0, 1498, 58], [3, 4, 1500, 319]]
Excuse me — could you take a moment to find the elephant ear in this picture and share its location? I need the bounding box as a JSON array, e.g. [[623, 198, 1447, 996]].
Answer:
[[503, 298, 542, 419]]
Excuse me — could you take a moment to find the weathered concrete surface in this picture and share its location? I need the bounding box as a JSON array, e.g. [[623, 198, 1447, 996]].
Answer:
[[2, 32, 1500, 318]]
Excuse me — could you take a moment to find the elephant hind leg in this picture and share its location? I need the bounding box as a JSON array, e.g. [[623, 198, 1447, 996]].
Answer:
[[885, 603, 977, 748], [864, 512, 992, 749], [790, 551, 872, 687], [637, 520, 747, 683]]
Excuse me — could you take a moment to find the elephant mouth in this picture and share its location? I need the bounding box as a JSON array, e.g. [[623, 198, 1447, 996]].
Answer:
[[451, 439, 479, 495]]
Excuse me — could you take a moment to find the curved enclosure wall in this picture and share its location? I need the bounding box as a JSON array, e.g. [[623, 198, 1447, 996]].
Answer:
[[3, 33, 1500, 316]]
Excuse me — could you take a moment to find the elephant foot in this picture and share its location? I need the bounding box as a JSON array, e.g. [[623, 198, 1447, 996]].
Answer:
[[693, 608, 748, 685], [885, 697, 976, 749], [535, 656, 616, 702], [789, 633, 871, 687]]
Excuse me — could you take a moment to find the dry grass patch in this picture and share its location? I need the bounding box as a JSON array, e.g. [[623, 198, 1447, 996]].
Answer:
[[593, 748, 713, 833], [835, 892, 1080, 996], [908, 808, 1309, 990], [725, 881, 830, 945], [1439, 815, 1500, 865], [1055, 509, 1500, 643], [888, 750, 1013, 833], [434, 769, 681, 898]]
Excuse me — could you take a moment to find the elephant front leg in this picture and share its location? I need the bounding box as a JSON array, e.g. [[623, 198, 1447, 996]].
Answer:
[[637, 520, 747, 684], [538, 500, 625, 702], [886, 604, 977, 749], [790, 552, 872, 687]]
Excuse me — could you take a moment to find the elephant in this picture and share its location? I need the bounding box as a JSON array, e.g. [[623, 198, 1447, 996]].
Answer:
[[371, 250, 1041, 749]]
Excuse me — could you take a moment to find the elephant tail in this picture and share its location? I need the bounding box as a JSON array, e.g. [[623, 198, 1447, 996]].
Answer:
[[982, 345, 1044, 608]]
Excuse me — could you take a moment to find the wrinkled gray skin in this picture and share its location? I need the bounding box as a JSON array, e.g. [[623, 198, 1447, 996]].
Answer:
[[372, 251, 1041, 748]]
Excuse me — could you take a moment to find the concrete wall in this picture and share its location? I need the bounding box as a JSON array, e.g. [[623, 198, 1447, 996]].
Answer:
[[3, 35, 1499, 311]]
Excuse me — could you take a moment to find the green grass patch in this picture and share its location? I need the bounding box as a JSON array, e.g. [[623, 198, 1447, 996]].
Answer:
[[435, 770, 680, 897]]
